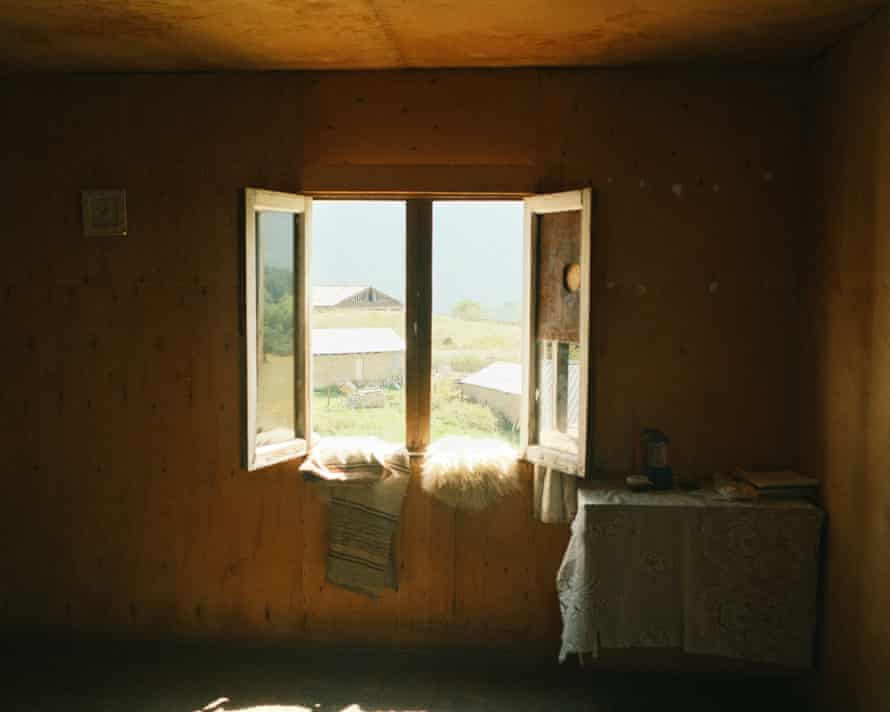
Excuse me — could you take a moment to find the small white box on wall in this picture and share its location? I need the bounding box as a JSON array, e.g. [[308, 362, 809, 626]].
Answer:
[[81, 189, 127, 237]]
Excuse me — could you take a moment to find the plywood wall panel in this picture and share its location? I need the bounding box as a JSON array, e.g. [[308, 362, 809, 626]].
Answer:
[[802, 8, 890, 710], [0, 66, 804, 648], [536, 211, 581, 344]]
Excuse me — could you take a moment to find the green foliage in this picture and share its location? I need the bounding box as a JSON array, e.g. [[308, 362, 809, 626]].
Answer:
[[313, 386, 406, 442], [429, 376, 519, 446], [431, 378, 498, 434], [263, 267, 294, 356], [264, 266, 293, 303], [447, 353, 488, 374], [431, 314, 520, 353], [452, 299, 483, 321]]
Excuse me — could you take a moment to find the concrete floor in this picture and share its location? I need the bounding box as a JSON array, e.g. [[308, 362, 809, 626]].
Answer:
[[4, 639, 815, 711]]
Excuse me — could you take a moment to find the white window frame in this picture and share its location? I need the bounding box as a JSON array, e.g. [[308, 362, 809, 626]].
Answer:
[[242, 189, 594, 475], [242, 188, 313, 471], [520, 188, 593, 477]]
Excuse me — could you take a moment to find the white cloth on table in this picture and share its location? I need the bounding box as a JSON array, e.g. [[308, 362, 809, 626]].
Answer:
[[557, 487, 824, 667]]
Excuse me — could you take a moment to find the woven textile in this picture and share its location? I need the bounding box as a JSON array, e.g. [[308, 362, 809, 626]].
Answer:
[[301, 438, 410, 596]]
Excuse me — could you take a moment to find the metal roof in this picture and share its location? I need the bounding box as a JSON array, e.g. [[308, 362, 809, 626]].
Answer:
[[312, 284, 402, 308], [312, 285, 368, 307], [312, 328, 405, 356], [459, 361, 522, 395]]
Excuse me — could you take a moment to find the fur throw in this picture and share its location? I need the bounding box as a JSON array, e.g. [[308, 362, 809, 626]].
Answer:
[[421, 436, 520, 510]]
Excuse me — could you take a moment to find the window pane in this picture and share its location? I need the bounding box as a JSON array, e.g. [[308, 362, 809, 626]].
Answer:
[[256, 210, 296, 447], [536, 341, 580, 454], [431, 201, 523, 445], [311, 201, 406, 444]]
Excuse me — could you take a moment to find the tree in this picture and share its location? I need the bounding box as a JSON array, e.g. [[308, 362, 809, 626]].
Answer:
[[263, 266, 295, 356], [452, 299, 483, 321], [264, 295, 294, 355], [264, 266, 293, 303]]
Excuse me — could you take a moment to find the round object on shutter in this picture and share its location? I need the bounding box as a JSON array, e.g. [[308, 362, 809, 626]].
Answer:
[[564, 262, 581, 292]]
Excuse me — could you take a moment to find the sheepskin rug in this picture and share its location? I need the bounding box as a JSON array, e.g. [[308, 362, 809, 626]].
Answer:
[[421, 436, 520, 511], [309, 435, 398, 466]]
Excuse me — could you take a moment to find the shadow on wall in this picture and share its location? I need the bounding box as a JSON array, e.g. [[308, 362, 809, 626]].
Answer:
[[802, 8, 890, 710]]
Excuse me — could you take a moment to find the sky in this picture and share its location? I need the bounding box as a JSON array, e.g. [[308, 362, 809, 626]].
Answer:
[[262, 200, 523, 317]]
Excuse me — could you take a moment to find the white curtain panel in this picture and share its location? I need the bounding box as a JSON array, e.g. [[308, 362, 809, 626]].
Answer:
[[533, 464, 578, 524]]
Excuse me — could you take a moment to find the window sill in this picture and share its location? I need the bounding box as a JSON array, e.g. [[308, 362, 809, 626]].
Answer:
[[253, 440, 580, 478], [413, 440, 580, 474], [405, 445, 580, 473], [253, 438, 308, 470], [524, 445, 582, 477]]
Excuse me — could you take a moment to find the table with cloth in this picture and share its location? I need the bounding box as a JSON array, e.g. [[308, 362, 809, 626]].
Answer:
[[557, 485, 824, 667]]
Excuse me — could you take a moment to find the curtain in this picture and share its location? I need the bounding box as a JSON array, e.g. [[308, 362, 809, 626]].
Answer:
[[533, 464, 578, 524]]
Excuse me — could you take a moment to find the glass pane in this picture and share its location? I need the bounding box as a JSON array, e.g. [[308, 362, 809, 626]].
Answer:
[[311, 201, 406, 444], [536, 340, 580, 454], [431, 201, 523, 445], [256, 210, 296, 447]]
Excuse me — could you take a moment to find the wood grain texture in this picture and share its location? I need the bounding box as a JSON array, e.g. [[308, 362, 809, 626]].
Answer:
[[801, 8, 890, 711], [0, 67, 805, 647], [536, 211, 582, 343], [405, 200, 432, 453], [0, 0, 882, 71]]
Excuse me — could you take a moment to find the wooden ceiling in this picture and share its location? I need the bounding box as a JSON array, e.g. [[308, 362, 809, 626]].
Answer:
[[0, 0, 884, 72]]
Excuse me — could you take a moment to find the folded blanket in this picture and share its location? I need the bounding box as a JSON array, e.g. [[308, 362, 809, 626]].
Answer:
[[301, 437, 410, 596]]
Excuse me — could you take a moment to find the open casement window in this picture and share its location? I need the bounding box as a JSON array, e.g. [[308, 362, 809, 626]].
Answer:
[[520, 188, 594, 477], [243, 188, 312, 471], [241, 189, 593, 473]]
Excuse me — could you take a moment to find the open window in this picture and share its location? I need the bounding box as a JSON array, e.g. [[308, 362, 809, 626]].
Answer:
[[431, 201, 523, 445], [520, 189, 594, 477], [242, 188, 312, 470], [310, 201, 406, 443], [242, 187, 594, 475]]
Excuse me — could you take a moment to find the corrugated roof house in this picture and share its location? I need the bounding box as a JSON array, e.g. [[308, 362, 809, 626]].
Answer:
[[312, 285, 402, 310], [457, 360, 579, 428], [312, 327, 405, 355], [458, 362, 521, 423], [459, 362, 522, 395], [312, 327, 405, 389]]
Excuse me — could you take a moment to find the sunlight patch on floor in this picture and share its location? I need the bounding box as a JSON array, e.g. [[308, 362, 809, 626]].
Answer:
[[196, 700, 428, 712]]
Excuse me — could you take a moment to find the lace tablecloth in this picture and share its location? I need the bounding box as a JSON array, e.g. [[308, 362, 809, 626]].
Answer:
[[557, 486, 824, 667]]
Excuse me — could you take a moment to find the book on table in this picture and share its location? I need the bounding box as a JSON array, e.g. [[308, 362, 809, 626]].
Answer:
[[738, 470, 819, 500]]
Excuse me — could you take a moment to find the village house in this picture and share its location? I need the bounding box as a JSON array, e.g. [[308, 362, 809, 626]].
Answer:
[[312, 284, 402, 311], [458, 361, 522, 424], [312, 327, 405, 389]]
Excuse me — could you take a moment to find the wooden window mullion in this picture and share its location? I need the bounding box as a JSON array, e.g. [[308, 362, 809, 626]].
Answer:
[[405, 199, 433, 453]]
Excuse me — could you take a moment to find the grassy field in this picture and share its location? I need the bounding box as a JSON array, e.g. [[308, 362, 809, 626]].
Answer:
[[313, 385, 405, 442], [314, 309, 519, 356], [258, 308, 521, 445]]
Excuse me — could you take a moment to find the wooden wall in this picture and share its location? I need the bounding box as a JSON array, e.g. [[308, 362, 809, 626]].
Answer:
[[0, 67, 805, 644], [801, 7, 890, 710]]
